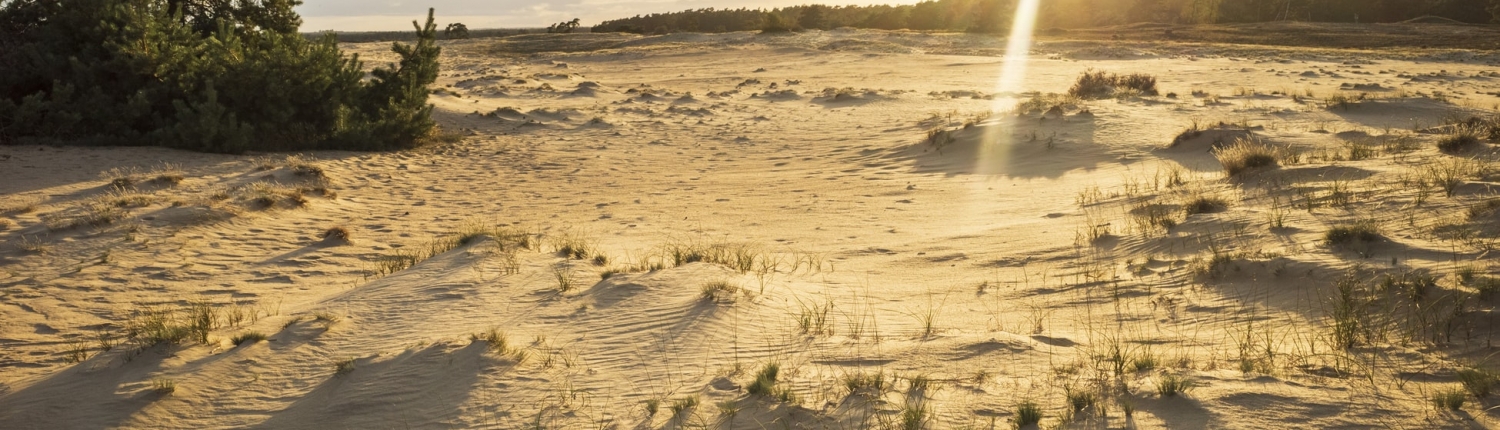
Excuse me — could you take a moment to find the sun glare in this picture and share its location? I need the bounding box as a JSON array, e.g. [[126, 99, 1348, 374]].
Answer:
[[975, 0, 1042, 175]]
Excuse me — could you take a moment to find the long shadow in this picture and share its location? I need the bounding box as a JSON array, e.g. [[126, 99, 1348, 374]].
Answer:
[[890, 114, 1105, 179], [0, 345, 176, 429], [253, 342, 489, 429]]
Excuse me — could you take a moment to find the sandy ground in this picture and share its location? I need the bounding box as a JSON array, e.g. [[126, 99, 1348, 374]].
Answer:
[[4, 29, 1500, 429]]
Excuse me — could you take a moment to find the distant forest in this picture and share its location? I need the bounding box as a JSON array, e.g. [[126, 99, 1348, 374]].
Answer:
[[591, 0, 1500, 34]]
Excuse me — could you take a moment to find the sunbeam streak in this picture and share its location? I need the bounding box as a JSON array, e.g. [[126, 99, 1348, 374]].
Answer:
[[975, 0, 1042, 176]]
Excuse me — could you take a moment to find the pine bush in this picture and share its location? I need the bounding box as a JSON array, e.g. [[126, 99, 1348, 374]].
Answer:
[[0, 0, 441, 153]]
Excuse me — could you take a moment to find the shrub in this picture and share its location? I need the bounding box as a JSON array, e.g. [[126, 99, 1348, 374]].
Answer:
[[1068, 70, 1158, 99], [444, 22, 470, 39], [1438, 127, 1482, 153], [1213, 138, 1287, 176], [0, 2, 441, 152]]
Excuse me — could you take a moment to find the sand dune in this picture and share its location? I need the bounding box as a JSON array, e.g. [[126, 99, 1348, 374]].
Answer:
[[4, 30, 1500, 428]]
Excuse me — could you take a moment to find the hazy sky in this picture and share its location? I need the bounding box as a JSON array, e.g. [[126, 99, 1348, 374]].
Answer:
[[297, 0, 919, 31]]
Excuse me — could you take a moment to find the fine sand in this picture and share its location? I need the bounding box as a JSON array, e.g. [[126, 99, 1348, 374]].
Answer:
[[4, 29, 1500, 429]]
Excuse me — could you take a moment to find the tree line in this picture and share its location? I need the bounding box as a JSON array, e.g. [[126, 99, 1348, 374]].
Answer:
[[592, 0, 1500, 34]]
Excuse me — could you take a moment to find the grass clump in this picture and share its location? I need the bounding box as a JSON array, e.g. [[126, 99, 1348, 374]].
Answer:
[[473, 328, 529, 363], [1065, 388, 1096, 412], [1068, 69, 1158, 99], [669, 396, 699, 419], [1438, 126, 1484, 154], [1325, 220, 1382, 246], [1014, 401, 1043, 427], [843, 370, 892, 398], [1213, 138, 1288, 176], [126, 303, 216, 347], [700, 281, 741, 303], [1156, 373, 1194, 397], [1432, 387, 1467, 411], [334, 357, 357, 374], [1457, 367, 1497, 398], [320, 226, 351, 242], [1183, 195, 1228, 216], [151, 378, 176, 395], [745, 361, 797, 402], [231, 331, 267, 346], [745, 362, 780, 396]]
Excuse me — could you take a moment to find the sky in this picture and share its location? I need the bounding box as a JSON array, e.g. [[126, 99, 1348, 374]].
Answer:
[[296, 0, 920, 31]]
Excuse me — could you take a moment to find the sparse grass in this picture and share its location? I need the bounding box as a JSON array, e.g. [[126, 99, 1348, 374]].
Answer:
[[1131, 352, 1159, 372], [553, 266, 576, 292], [1, 197, 40, 214], [843, 370, 892, 398], [1069, 69, 1157, 99], [549, 231, 598, 260], [474, 327, 528, 362], [1325, 220, 1382, 246], [1467, 198, 1500, 219], [16, 235, 49, 254], [1458, 367, 1497, 398], [796, 299, 833, 335], [1065, 388, 1096, 412], [1432, 387, 1467, 411], [284, 155, 326, 179], [1156, 373, 1194, 397], [231, 331, 267, 346], [700, 281, 740, 303], [100, 167, 142, 188], [899, 401, 929, 430], [669, 396, 699, 419], [126, 303, 215, 347], [1213, 138, 1289, 176], [1330, 273, 1367, 349], [1324, 91, 1365, 110], [1425, 157, 1480, 197], [151, 378, 176, 395], [368, 222, 531, 278], [1014, 401, 1043, 427], [65, 341, 89, 363], [644, 398, 661, 416]]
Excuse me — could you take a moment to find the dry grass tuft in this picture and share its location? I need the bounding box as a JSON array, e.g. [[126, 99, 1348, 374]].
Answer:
[[700, 281, 741, 303], [321, 226, 351, 242], [1213, 138, 1290, 176]]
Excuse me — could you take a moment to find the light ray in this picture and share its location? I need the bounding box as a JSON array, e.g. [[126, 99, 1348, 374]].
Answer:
[[975, 0, 1042, 175]]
